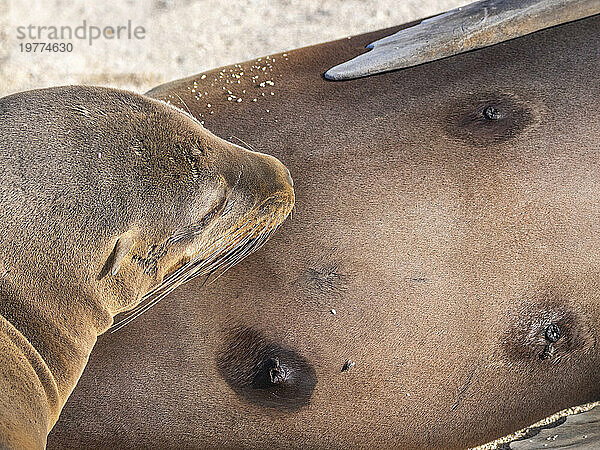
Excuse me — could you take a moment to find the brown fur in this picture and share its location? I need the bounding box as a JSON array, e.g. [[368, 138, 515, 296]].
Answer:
[[49, 14, 600, 450], [0, 86, 293, 448]]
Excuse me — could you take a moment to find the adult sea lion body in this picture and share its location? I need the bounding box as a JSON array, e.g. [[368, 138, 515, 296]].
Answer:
[[0, 86, 294, 448], [49, 13, 600, 450]]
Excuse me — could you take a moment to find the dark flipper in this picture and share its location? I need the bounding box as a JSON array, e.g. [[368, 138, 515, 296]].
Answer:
[[325, 0, 600, 80]]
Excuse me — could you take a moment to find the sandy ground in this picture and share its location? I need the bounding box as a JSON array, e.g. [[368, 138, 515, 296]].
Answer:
[[0, 0, 470, 96]]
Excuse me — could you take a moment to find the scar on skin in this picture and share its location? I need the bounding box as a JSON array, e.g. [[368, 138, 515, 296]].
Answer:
[[444, 92, 534, 146], [501, 287, 595, 366], [451, 367, 477, 411], [217, 326, 317, 411]]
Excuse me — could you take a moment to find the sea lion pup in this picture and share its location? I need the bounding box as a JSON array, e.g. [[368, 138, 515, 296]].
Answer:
[[0, 85, 294, 449], [48, 9, 600, 450]]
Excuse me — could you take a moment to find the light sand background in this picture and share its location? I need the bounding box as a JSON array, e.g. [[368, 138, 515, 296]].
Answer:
[[1, 0, 469, 96]]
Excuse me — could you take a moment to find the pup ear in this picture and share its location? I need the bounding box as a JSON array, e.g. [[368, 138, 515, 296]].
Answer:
[[99, 231, 137, 279]]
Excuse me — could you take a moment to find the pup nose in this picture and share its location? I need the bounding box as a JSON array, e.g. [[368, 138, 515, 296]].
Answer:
[[285, 168, 294, 187]]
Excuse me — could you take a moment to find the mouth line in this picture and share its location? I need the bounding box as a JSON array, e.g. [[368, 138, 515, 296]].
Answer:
[[164, 194, 229, 249], [204, 194, 228, 223], [221, 198, 235, 216], [191, 194, 229, 234]]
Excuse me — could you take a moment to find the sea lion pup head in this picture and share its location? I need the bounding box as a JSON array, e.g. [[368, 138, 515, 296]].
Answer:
[[94, 90, 296, 325], [0, 85, 293, 438], [0, 85, 294, 330], [108, 121, 297, 328]]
